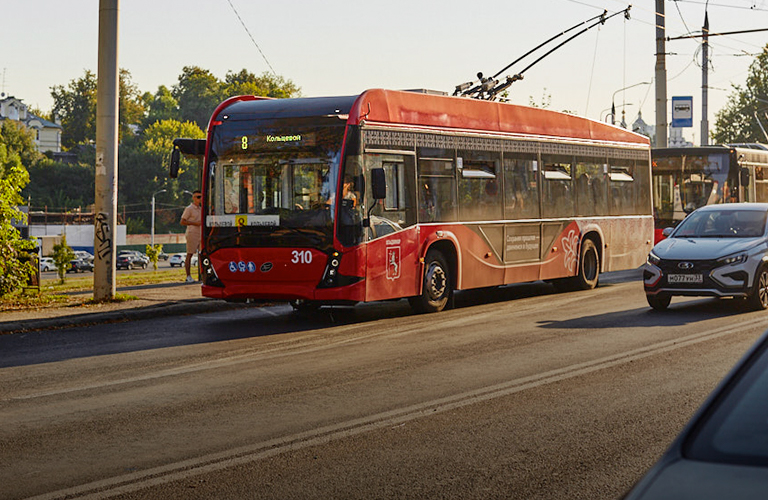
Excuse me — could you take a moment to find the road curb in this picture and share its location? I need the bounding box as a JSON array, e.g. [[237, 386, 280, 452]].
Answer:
[[0, 299, 253, 334]]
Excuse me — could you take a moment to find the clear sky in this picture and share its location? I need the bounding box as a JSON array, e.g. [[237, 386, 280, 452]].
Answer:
[[2, 0, 767, 145]]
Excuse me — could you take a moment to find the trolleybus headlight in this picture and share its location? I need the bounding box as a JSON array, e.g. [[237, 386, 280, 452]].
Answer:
[[322, 252, 342, 286]]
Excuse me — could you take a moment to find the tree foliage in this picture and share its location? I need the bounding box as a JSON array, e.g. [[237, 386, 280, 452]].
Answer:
[[52, 235, 75, 283], [51, 69, 147, 148], [34, 66, 299, 234], [0, 122, 36, 296], [712, 45, 768, 144]]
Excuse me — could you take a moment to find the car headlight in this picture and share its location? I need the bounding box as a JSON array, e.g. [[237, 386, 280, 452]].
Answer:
[[717, 253, 748, 266], [647, 251, 661, 265]]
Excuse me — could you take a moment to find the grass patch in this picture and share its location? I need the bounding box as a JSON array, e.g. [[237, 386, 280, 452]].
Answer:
[[1, 268, 186, 313]]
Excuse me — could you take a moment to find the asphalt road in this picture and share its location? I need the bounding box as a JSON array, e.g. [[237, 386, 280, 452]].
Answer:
[[1, 275, 766, 499]]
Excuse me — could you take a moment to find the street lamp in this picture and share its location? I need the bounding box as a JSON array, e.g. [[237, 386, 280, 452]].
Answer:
[[610, 81, 651, 126], [151, 189, 167, 248]]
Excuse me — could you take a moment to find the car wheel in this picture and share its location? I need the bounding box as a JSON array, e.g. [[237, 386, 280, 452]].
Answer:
[[747, 266, 768, 311], [142, 262, 147, 269], [647, 293, 671, 311], [409, 249, 452, 313]]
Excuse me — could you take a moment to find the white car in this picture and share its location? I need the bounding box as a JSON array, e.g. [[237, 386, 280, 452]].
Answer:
[[644, 203, 768, 310], [40, 257, 57, 272], [169, 253, 197, 267]]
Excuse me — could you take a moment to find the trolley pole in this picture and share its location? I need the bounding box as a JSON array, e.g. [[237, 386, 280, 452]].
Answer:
[[93, 0, 119, 302], [655, 0, 668, 148], [701, 12, 710, 146]]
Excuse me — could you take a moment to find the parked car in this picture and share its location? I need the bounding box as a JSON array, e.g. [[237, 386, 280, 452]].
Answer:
[[67, 258, 94, 273], [74, 250, 94, 261], [622, 328, 768, 499], [644, 203, 768, 311], [40, 257, 57, 272], [116, 250, 149, 270], [169, 253, 196, 267]]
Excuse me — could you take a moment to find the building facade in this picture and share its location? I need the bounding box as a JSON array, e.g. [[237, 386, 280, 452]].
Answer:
[[0, 95, 62, 153]]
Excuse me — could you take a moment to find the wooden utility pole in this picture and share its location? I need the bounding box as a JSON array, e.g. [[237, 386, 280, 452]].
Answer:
[[93, 0, 119, 301]]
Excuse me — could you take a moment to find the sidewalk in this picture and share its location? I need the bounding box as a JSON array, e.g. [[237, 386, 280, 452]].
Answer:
[[0, 281, 254, 334]]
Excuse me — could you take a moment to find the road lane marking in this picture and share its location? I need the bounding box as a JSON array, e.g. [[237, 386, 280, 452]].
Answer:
[[26, 316, 767, 500]]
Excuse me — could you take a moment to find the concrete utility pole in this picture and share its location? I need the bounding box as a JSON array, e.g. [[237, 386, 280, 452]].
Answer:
[[93, 0, 119, 302], [701, 12, 710, 146], [655, 0, 668, 148]]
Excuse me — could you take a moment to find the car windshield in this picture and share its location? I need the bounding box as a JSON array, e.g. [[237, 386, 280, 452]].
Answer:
[[686, 341, 768, 465], [673, 209, 767, 238]]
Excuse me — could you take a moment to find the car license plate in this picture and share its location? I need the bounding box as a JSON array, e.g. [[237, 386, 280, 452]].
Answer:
[[668, 274, 703, 284]]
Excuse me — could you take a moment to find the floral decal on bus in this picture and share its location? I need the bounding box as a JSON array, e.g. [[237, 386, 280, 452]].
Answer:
[[562, 229, 581, 274]]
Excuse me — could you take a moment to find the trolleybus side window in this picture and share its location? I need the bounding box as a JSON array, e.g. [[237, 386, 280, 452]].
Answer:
[[756, 165, 768, 203], [338, 154, 364, 246], [503, 153, 540, 220], [574, 158, 607, 217], [609, 159, 636, 215], [541, 155, 574, 218], [364, 153, 416, 240], [417, 147, 457, 223], [458, 150, 502, 221]]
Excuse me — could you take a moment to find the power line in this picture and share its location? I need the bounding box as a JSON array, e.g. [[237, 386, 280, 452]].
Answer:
[[672, 0, 768, 11], [225, 0, 277, 76]]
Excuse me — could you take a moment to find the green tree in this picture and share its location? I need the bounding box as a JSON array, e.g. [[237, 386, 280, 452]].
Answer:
[[51, 69, 147, 148], [142, 85, 180, 129], [145, 243, 163, 270], [712, 45, 768, 144], [223, 69, 301, 99], [0, 120, 40, 173], [173, 66, 222, 130], [0, 155, 36, 296], [24, 158, 95, 210], [118, 119, 205, 234], [0, 123, 36, 296], [51, 70, 97, 149], [52, 235, 75, 283], [119, 69, 147, 139]]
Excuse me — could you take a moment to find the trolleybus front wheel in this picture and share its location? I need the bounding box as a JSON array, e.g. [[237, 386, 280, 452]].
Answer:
[[409, 250, 452, 313]]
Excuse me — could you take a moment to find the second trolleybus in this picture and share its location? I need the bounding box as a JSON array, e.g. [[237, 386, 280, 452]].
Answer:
[[652, 145, 768, 242], [171, 89, 654, 313]]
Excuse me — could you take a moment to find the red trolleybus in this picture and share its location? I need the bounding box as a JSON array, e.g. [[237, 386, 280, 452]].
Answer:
[[651, 145, 768, 242], [171, 89, 653, 313]]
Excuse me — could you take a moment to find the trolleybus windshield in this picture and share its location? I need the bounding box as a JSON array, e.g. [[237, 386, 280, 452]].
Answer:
[[206, 119, 346, 252], [652, 151, 732, 223]]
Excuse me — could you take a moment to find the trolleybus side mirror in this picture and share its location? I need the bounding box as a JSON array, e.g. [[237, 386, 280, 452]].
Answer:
[[741, 167, 750, 187], [371, 168, 386, 200], [365, 168, 387, 229], [169, 147, 180, 178]]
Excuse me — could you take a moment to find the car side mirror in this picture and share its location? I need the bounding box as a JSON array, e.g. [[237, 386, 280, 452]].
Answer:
[[662, 227, 674, 237]]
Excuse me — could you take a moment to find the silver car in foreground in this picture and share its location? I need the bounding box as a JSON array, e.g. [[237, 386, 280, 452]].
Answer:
[[644, 203, 768, 311], [622, 328, 768, 499]]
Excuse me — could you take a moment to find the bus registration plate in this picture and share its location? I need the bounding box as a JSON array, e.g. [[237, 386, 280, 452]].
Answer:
[[668, 274, 703, 284]]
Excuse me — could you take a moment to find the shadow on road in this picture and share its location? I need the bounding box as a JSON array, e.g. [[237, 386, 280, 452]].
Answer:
[[536, 296, 757, 331], [0, 271, 652, 368]]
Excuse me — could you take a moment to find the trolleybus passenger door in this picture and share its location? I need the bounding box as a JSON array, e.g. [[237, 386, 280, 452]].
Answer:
[[363, 153, 420, 302]]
